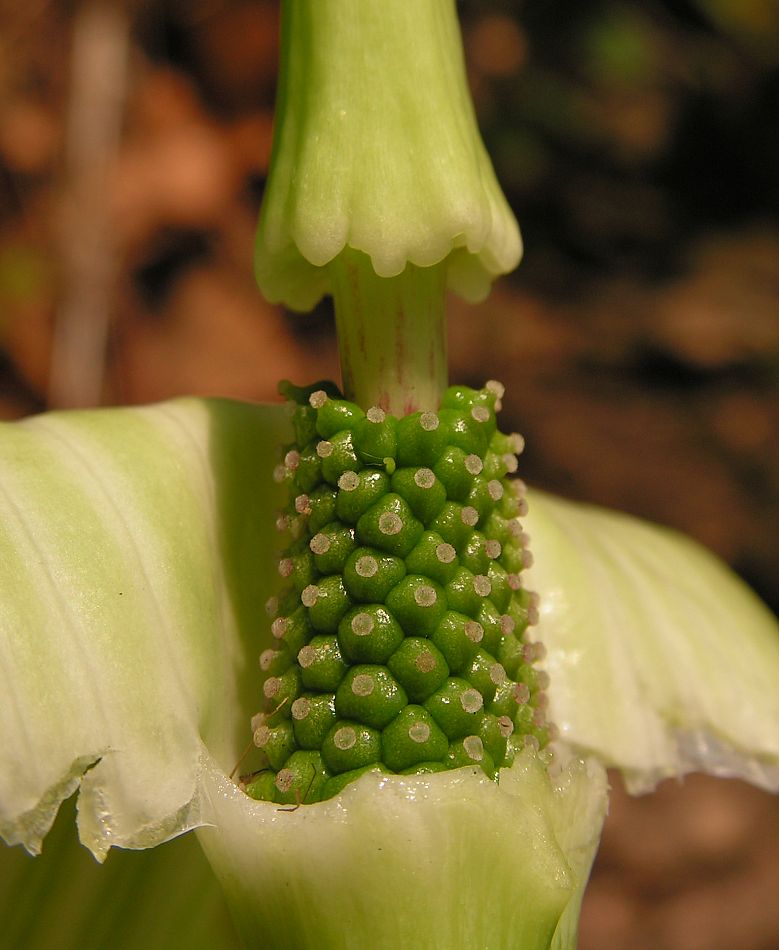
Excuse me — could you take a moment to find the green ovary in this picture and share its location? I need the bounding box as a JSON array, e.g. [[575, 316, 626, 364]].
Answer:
[[245, 381, 552, 804]]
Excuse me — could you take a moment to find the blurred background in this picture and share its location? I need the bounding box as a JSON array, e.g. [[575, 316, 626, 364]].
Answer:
[[1, 1, 778, 947]]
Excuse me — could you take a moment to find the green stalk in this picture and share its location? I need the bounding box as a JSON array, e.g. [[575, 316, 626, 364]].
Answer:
[[329, 248, 447, 413]]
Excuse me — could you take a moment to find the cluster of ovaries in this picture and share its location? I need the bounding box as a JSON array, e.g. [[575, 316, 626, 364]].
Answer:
[[245, 380, 554, 804]]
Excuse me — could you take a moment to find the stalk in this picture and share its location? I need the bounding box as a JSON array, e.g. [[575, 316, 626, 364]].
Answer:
[[329, 249, 447, 414]]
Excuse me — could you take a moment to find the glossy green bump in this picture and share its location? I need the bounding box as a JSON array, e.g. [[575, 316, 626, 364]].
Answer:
[[309, 521, 357, 575], [405, 531, 460, 586], [321, 720, 382, 774], [387, 637, 449, 702], [428, 502, 474, 549], [298, 635, 348, 691], [486, 561, 512, 612], [262, 665, 302, 724], [244, 770, 277, 802], [430, 611, 484, 673], [259, 646, 293, 678], [355, 493, 423, 558], [497, 631, 524, 679], [335, 665, 408, 729], [335, 469, 390, 523], [381, 705, 449, 771], [385, 575, 447, 637], [353, 408, 398, 465], [445, 567, 491, 618], [479, 711, 512, 764], [293, 444, 322, 493], [445, 735, 496, 778], [476, 600, 505, 655], [424, 676, 485, 739], [465, 476, 494, 522], [320, 764, 388, 800], [291, 693, 338, 750], [438, 408, 490, 457], [315, 398, 365, 438], [272, 750, 330, 805], [303, 575, 351, 633], [462, 649, 507, 703], [271, 606, 311, 655], [390, 467, 447, 524], [441, 384, 496, 416], [458, 531, 491, 575], [253, 720, 296, 770], [306, 484, 338, 533], [433, 446, 476, 502], [281, 545, 315, 594], [337, 605, 405, 664], [489, 678, 525, 720], [343, 547, 406, 602], [319, 431, 360, 485], [395, 411, 449, 467], [291, 403, 318, 447]]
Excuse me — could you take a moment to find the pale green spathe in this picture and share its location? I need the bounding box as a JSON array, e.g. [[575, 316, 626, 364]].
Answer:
[[256, 0, 522, 310], [524, 491, 779, 792], [198, 748, 607, 950], [0, 399, 287, 858]]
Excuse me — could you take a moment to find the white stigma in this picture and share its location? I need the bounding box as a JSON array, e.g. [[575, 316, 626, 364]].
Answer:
[[415, 650, 436, 673], [507, 573, 522, 591], [513, 683, 530, 705], [316, 440, 333, 458], [291, 697, 310, 720], [265, 596, 279, 617], [352, 674, 375, 697], [253, 725, 270, 748], [465, 454, 483, 475], [522, 549, 535, 568], [499, 614, 515, 635], [278, 558, 293, 578], [356, 555, 379, 578], [486, 380, 505, 399], [463, 735, 484, 760], [461, 506, 479, 527], [415, 584, 437, 607], [263, 677, 280, 699], [294, 494, 311, 515], [510, 433, 525, 454], [273, 464, 287, 484], [460, 688, 483, 714], [503, 454, 519, 474], [309, 390, 327, 408], [334, 726, 357, 750], [275, 768, 294, 792], [409, 722, 431, 744], [259, 649, 278, 671], [474, 575, 491, 597], [436, 542, 456, 564], [420, 411, 439, 431], [414, 467, 435, 489], [489, 663, 507, 686], [351, 612, 374, 637], [367, 406, 385, 423], [485, 539, 501, 559], [297, 645, 315, 668], [487, 479, 504, 501], [379, 511, 402, 535], [338, 470, 360, 491], [464, 620, 484, 643], [498, 715, 514, 738], [471, 406, 490, 424], [301, 584, 319, 607], [310, 533, 331, 555], [284, 450, 300, 470], [271, 618, 288, 639]]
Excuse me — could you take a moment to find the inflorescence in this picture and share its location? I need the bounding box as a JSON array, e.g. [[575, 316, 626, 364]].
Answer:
[[243, 381, 554, 805]]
